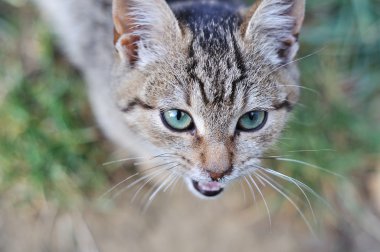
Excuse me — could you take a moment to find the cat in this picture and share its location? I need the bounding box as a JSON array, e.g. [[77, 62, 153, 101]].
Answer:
[[33, 0, 305, 199]]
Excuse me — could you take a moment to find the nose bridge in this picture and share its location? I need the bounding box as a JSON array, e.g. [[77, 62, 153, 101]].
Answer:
[[203, 141, 231, 174]]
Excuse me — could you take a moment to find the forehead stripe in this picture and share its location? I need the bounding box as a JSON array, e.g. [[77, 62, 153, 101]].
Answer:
[[121, 98, 155, 113], [187, 41, 210, 105], [230, 33, 247, 102]]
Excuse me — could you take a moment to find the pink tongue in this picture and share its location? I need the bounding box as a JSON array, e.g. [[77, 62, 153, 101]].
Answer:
[[198, 181, 222, 192]]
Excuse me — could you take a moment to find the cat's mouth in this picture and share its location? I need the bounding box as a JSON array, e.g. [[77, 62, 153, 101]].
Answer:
[[192, 180, 224, 197]]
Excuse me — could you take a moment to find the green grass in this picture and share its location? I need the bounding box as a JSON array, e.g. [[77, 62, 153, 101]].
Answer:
[[0, 1, 109, 206], [0, 0, 379, 209], [277, 0, 380, 186]]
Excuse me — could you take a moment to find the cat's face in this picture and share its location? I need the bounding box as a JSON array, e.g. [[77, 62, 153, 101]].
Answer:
[[112, 0, 304, 198]]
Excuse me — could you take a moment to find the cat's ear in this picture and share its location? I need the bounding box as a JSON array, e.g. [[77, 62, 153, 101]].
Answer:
[[241, 0, 305, 65], [112, 0, 182, 68]]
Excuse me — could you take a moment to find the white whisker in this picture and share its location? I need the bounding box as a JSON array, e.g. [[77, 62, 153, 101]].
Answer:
[[254, 172, 316, 236], [131, 171, 168, 203], [133, 153, 180, 166], [274, 157, 344, 179], [254, 169, 303, 204], [142, 169, 179, 212], [244, 47, 326, 102], [255, 173, 266, 186], [113, 164, 176, 199], [99, 172, 139, 199], [261, 47, 327, 87], [148, 172, 176, 202], [102, 157, 146, 166], [243, 176, 256, 203], [258, 166, 332, 212], [169, 176, 181, 195], [103, 152, 178, 166], [248, 174, 272, 227], [281, 84, 320, 96], [239, 180, 247, 204], [114, 169, 166, 199], [285, 149, 335, 153], [164, 173, 179, 192], [256, 168, 317, 224], [137, 161, 178, 174]]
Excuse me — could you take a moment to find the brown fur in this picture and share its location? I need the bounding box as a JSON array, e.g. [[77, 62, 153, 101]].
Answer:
[[111, 0, 305, 197], [34, 0, 305, 198]]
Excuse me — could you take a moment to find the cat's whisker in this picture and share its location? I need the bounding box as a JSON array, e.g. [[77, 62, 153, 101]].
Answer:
[[243, 176, 256, 203], [257, 165, 332, 212], [268, 157, 344, 179], [278, 137, 296, 141], [248, 174, 272, 227], [253, 169, 304, 205], [127, 164, 178, 190], [134, 154, 185, 167], [139, 172, 172, 212], [281, 84, 320, 96], [113, 169, 167, 199], [148, 171, 177, 202], [255, 148, 335, 161], [254, 172, 316, 236], [255, 167, 317, 224], [244, 46, 326, 102], [163, 173, 179, 192], [142, 168, 180, 212], [113, 163, 178, 199], [137, 161, 179, 174], [239, 180, 247, 204], [134, 158, 169, 166], [102, 157, 147, 166], [258, 155, 292, 159], [99, 172, 140, 199], [131, 170, 176, 203], [285, 149, 335, 153], [257, 47, 327, 89], [131, 176, 155, 203], [169, 175, 181, 195], [102, 152, 178, 166], [253, 171, 266, 186]]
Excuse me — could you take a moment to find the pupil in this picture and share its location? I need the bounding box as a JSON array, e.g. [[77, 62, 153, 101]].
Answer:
[[249, 112, 257, 121], [176, 111, 182, 120]]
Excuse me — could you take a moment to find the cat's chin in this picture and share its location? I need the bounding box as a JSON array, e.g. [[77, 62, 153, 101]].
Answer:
[[185, 178, 224, 199]]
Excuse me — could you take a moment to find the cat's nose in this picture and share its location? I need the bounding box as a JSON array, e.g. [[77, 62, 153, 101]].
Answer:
[[200, 142, 233, 181], [207, 167, 233, 181]]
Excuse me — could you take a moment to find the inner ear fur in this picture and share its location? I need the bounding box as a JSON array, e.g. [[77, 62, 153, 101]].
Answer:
[[113, 0, 139, 65], [112, 0, 182, 66], [241, 0, 305, 64]]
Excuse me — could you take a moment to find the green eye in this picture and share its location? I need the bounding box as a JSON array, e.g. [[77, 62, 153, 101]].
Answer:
[[161, 109, 194, 132], [237, 111, 267, 131]]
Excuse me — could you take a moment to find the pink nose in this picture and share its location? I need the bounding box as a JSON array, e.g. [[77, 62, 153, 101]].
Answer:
[[207, 167, 233, 181]]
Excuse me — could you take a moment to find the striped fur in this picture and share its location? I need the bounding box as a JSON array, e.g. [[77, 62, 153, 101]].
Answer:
[[34, 0, 305, 198]]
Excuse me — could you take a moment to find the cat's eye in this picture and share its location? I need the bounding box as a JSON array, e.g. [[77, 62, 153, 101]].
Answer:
[[161, 109, 194, 132], [237, 111, 267, 132]]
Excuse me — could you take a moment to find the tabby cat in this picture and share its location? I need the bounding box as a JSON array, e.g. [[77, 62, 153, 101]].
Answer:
[[34, 0, 305, 198]]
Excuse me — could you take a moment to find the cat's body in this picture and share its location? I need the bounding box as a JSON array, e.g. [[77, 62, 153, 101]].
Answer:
[[34, 0, 304, 198]]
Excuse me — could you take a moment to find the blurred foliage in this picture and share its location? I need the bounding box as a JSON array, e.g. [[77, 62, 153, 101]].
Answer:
[[0, 0, 109, 206], [276, 0, 380, 186], [0, 0, 379, 209]]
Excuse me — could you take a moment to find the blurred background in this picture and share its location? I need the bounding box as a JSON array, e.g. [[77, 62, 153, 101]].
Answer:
[[0, 0, 380, 251]]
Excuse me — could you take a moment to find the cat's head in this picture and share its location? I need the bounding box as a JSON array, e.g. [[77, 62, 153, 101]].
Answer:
[[111, 0, 305, 199]]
